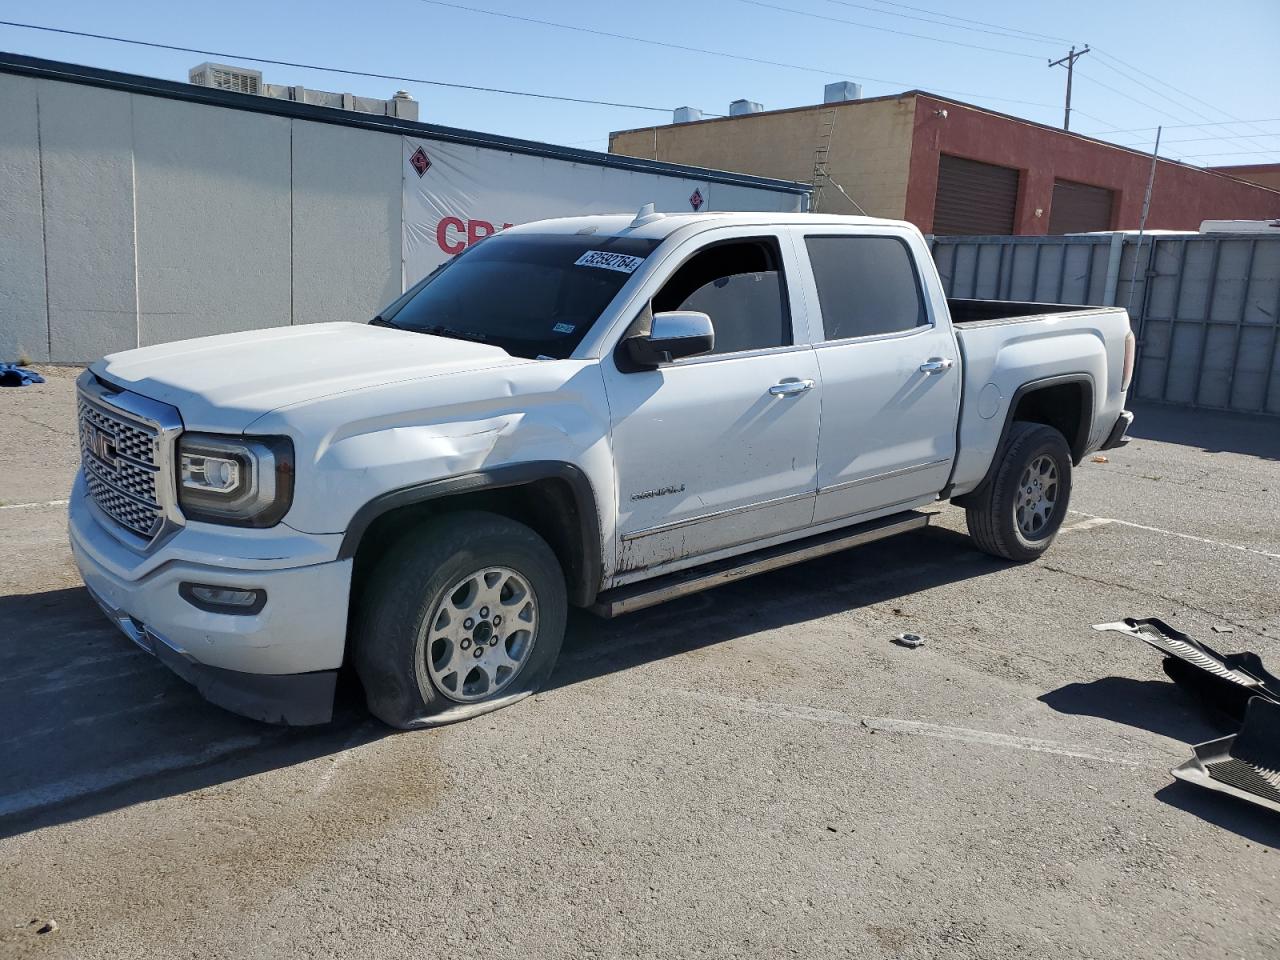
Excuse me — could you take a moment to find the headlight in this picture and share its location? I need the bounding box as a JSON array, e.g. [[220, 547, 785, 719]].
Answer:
[[176, 433, 294, 527]]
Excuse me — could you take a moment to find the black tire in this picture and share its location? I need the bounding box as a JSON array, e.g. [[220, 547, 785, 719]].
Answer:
[[965, 421, 1073, 562], [353, 510, 567, 729]]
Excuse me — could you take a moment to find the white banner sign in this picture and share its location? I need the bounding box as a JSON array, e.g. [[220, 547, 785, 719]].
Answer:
[[401, 137, 800, 287]]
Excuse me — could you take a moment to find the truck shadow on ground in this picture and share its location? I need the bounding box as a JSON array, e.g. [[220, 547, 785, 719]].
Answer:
[[547, 524, 1005, 691], [0, 524, 1005, 840], [0, 586, 384, 840], [1127, 401, 1280, 461]]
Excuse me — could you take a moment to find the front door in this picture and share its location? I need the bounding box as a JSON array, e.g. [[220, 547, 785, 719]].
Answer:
[[601, 233, 821, 580], [797, 230, 960, 523]]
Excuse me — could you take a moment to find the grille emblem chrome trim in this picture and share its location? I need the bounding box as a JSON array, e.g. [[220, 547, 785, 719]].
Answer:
[[76, 370, 185, 550], [85, 421, 119, 469]]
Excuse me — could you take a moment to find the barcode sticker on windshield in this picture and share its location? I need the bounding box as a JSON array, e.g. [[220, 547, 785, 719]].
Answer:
[[574, 251, 646, 274]]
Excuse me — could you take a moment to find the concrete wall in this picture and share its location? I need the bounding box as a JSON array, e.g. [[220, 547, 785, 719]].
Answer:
[[0, 71, 402, 363], [0, 75, 47, 363], [610, 95, 917, 219]]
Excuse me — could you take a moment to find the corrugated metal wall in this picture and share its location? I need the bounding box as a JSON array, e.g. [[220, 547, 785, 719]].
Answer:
[[931, 233, 1280, 416]]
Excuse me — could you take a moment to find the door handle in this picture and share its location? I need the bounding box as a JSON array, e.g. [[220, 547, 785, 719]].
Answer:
[[919, 358, 954, 374], [769, 378, 815, 397]]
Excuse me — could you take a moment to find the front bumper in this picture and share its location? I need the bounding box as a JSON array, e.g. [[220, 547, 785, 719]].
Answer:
[[1100, 410, 1134, 450], [69, 475, 353, 725]]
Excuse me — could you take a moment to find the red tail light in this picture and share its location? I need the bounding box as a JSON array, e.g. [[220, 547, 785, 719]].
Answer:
[[1121, 329, 1136, 391]]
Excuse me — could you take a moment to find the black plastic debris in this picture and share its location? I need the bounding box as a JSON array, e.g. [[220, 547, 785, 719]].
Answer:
[[1096, 617, 1280, 813], [1173, 697, 1280, 814], [1093, 617, 1280, 721], [0, 363, 44, 387]]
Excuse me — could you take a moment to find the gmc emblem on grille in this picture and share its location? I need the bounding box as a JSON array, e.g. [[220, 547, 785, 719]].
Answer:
[[86, 422, 119, 468]]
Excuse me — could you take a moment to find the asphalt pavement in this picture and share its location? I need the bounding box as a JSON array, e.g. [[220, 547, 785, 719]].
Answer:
[[1, 367, 1277, 960]]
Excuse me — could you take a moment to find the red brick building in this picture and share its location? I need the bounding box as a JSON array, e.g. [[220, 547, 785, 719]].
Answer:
[[611, 91, 1280, 235], [1209, 163, 1280, 192]]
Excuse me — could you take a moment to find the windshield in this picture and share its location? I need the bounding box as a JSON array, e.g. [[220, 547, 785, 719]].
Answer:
[[378, 233, 661, 359]]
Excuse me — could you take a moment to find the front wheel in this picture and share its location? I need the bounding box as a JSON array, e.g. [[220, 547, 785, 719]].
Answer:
[[353, 511, 567, 729], [965, 421, 1073, 562]]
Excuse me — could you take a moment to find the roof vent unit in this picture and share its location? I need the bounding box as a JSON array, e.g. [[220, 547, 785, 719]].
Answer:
[[673, 106, 703, 124], [824, 81, 863, 103], [729, 99, 763, 116], [189, 62, 263, 95]]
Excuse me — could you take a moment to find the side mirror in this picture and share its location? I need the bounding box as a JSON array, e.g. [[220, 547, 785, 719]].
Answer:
[[626, 311, 715, 367]]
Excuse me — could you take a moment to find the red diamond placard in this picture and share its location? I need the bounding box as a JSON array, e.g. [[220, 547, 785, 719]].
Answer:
[[410, 146, 431, 177], [689, 188, 704, 211]]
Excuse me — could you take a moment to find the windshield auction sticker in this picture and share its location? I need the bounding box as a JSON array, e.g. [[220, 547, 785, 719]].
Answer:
[[574, 251, 646, 274]]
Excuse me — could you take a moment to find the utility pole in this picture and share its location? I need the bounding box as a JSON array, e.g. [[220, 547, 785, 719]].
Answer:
[[1048, 45, 1090, 130]]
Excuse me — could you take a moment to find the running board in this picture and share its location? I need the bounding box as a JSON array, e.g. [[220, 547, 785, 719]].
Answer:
[[590, 510, 930, 618], [1172, 697, 1280, 814]]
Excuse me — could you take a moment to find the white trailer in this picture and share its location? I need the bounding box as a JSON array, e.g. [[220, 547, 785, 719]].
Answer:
[[401, 134, 809, 284]]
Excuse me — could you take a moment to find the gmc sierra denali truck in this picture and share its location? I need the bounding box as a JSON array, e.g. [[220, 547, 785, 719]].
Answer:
[[70, 209, 1135, 728]]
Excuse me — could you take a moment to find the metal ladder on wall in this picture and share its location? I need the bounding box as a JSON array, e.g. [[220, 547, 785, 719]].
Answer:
[[810, 108, 837, 213]]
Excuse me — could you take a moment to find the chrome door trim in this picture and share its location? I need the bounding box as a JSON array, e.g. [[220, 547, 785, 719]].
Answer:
[[818, 458, 950, 496], [620, 489, 815, 543]]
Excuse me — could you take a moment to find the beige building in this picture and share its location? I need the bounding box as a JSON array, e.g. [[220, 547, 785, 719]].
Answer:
[[611, 93, 916, 220], [610, 91, 1280, 235]]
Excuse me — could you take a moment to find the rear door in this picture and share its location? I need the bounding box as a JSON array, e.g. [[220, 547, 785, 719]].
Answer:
[[793, 228, 960, 524], [600, 228, 821, 579]]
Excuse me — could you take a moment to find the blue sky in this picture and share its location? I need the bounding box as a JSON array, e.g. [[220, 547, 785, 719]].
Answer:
[[2, 0, 1277, 166]]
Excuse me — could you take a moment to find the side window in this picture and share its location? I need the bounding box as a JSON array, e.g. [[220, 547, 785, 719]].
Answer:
[[652, 240, 790, 355], [805, 236, 928, 341]]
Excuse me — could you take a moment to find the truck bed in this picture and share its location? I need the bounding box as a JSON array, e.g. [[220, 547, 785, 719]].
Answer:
[[946, 298, 1132, 498], [948, 298, 1094, 326]]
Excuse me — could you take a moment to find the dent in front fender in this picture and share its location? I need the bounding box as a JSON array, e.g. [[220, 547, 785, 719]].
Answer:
[[246, 359, 619, 588]]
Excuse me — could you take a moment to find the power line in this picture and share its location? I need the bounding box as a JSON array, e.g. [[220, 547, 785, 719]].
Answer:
[[819, 0, 1061, 45], [857, 0, 1072, 44], [1090, 55, 1216, 122], [1177, 148, 1280, 159], [0, 19, 690, 114], [1091, 47, 1278, 144], [1087, 49, 1276, 155], [417, 0, 1058, 108], [1103, 130, 1280, 146], [734, 0, 1044, 59], [1086, 118, 1280, 134], [1069, 109, 1120, 129], [1072, 70, 1187, 123]]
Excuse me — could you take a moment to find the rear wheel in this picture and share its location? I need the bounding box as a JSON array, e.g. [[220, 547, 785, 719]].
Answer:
[[965, 421, 1072, 562], [353, 511, 567, 729]]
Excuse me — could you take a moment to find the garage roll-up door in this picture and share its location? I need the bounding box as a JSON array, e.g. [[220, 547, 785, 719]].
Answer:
[[1048, 179, 1114, 234], [932, 154, 1020, 236]]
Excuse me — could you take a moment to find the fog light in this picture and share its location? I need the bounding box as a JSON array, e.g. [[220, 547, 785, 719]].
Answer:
[[180, 582, 267, 614]]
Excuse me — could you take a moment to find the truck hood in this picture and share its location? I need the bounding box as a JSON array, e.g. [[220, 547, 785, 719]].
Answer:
[[93, 322, 527, 432]]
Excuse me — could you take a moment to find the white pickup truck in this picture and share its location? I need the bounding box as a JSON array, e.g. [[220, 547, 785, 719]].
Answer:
[[70, 209, 1135, 727]]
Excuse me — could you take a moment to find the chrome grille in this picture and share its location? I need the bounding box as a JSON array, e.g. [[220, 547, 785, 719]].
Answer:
[[77, 394, 165, 539]]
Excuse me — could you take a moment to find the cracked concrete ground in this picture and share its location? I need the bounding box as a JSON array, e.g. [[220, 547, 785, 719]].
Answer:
[[0, 369, 1277, 960]]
